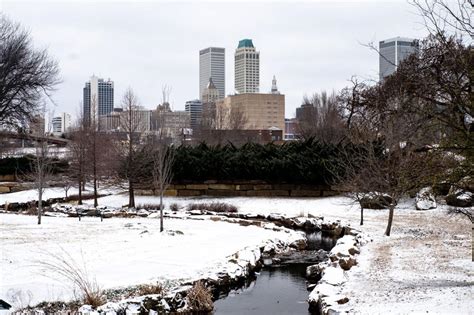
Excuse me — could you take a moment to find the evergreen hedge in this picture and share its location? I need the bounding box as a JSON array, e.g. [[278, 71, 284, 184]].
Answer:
[[173, 139, 346, 185]]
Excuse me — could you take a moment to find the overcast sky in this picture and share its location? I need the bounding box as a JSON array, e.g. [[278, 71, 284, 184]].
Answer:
[[2, 0, 428, 119]]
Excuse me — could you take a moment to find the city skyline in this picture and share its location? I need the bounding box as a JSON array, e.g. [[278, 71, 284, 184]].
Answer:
[[2, 1, 428, 119]]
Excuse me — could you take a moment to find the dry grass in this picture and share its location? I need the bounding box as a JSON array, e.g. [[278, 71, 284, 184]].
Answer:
[[186, 281, 214, 312], [36, 249, 105, 308], [187, 202, 238, 213], [136, 203, 165, 211], [136, 282, 164, 296]]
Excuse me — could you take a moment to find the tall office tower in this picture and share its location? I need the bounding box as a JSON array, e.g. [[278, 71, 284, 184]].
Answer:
[[234, 39, 260, 94], [199, 47, 225, 100], [52, 112, 71, 135], [185, 99, 203, 130], [379, 37, 419, 80], [83, 75, 114, 125]]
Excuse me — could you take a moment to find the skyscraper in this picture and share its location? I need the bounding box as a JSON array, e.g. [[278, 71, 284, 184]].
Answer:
[[185, 99, 203, 130], [199, 47, 225, 100], [83, 75, 114, 125], [379, 37, 419, 80], [234, 39, 260, 94]]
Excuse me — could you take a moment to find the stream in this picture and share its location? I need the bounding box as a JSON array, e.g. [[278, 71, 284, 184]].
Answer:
[[213, 232, 338, 314]]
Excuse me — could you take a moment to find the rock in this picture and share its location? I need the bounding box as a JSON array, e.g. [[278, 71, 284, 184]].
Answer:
[[415, 187, 437, 210], [338, 257, 357, 270], [329, 235, 359, 261], [359, 192, 394, 209], [321, 267, 346, 286], [306, 263, 326, 280], [446, 188, 473, 207], [336, 296, 349, 304], [137, 209, 150, 217], [289, 238, 307, 250]]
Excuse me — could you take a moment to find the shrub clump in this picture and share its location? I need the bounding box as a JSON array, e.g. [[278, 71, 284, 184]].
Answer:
[[169, 203, 180, 211], [136, 203, 165, 211], [136, 282, 164, 296], [187, 202, 238, 213], [186, 281, 214, 313]]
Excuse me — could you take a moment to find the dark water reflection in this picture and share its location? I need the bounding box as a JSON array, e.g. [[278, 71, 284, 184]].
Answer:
[[213, 232, 337, 314], [213, 263, 312, 315]]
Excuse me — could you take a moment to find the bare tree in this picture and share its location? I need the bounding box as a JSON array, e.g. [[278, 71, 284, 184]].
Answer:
[[84, 97, 112, 207], [297, 91, 346, 143], [118, 88, 147, 208], [25, 108, 54, 225], [0, 15, 60, 129], [411, 0, 473, 40], [228, 107, 248, 130], [151, 87, 175, 232], [69, 109, 88, 205]]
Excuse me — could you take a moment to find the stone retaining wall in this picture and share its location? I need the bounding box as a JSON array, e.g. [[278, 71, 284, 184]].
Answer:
[[137, 181, 338, 198]]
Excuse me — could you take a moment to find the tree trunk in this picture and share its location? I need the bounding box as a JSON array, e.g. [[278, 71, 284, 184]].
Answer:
[[360, 206, 364, 226], [129, 180, 135, 208], [78, 178, 83, 205], [385, 204, 395, 236], [93, 175, 98, 208], [160, 192, 164, 232], [38, 188, 42, 225]]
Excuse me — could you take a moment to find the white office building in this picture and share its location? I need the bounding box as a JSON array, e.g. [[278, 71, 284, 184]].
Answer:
[[199, 47, 225, 100], [234, 39, 260, 94], [52, 112, 71, 135], [379, 37, 419, 81]]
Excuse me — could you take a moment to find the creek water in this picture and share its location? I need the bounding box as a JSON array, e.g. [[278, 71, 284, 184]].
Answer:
[[213, 232, 338, 315]]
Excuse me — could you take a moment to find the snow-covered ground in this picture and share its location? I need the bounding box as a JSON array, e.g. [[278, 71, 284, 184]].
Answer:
[[1, 189, 472, 313], [0, 213, 300, 307]]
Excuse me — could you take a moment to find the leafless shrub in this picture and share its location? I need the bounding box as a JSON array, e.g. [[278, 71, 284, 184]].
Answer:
[[135, 282, 164, 296], [169, 203, 180, 212], [186, 281, 214, 313], [6, 289, 33, 310], [186, 202, 238, 213], [36, 249, 105, 308], [136, 203, 165, 211], [448, 207, 474, 224]]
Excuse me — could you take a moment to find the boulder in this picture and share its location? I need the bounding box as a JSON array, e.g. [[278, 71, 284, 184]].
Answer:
[[338, 257, 357, 270], [306, 262, 326, 280], [446, 188, 473, 208], [137, 209, 150, 217], [415, 187, 437, 210], [321, 266, 346, 286], [359, 192, 394, 209]]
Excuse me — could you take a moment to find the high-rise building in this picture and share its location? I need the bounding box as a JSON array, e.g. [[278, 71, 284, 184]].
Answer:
[[379, 37, 419, 80], [199, 47, 225, 100], [52, 112, 71, 135], [83, 75, 114, 125], [185, 99, 203, 130], [234, 39, 260, 94]]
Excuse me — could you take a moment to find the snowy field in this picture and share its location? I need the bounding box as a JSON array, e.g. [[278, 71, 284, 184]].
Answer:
[[1, 189, 472, 313], [0, 213, 299, 307]]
